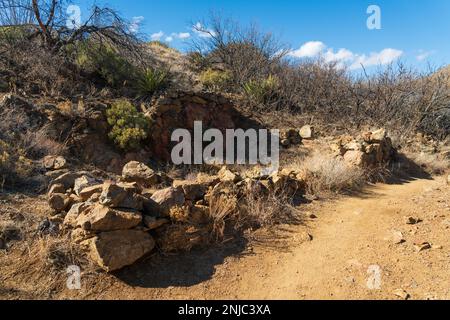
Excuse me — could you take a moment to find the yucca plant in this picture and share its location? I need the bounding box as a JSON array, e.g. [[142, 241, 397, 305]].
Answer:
[[135, 68, 170, 98]]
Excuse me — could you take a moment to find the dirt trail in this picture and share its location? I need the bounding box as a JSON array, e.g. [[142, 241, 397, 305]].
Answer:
[[79, 177, 450, 300]]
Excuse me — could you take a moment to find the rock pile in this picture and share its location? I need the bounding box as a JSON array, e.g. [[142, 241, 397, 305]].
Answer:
[[45, 161, 306, 272], [280, 125, 315, 148], [331, 129, 397, 167]]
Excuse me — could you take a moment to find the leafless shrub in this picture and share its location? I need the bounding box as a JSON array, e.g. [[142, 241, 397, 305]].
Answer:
[[0, 0, 150, 97], [209, 193, 238, 242], [404, 151, 449, 175], [293, 151, 366, 196], [208, 184, 300, 241], [190, 14, 289, 90], [21, 124, 66, 159], [242, 189, 300, 228]]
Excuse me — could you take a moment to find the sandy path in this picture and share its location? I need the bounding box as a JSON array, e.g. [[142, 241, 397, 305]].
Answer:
[[76, 176, 450, 300]]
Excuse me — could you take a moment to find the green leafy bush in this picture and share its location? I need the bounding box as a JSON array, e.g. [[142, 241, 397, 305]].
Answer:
[[106, 100, 150, 150], [243, 75, 279, 104], [75, 43, 135, 88], [199, 68, 232, 91], [135, 68, 169, 97]]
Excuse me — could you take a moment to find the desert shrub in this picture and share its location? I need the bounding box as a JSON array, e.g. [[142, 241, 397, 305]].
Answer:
[[135, 67, 170, 97], [0, 26, 27, 43], [243, 75, 279, 105], [0, 2, 144, 97], [186, 51, 211, 72], [106, 100, 150, 150], [199, 68, 232, 91], [148, 40, 170, 49], [21, 125, 66, 159], [76, 43, 136, 88], [191, 14, 288, 98], [295, 152, 366, 195], [0, 139, 34, 189], [405, 151, 450, 175], [208, 183, 300, 241]]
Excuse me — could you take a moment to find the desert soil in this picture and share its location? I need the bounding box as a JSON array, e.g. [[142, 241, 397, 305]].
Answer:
[[1, 175, 449, 300]]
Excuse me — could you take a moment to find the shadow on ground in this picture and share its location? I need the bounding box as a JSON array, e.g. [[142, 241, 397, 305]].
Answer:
[[114, 238, 249, 289], [385, 154, 433, 185]]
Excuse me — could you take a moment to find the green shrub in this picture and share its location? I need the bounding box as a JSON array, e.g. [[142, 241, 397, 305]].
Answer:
[[135, 68, 169, 97], [0, 26, 27, 42], [199, 68, 232, 91], [75, 43, 135, 88], [243, 75, 279, 104], [106, 100, 150, 150]]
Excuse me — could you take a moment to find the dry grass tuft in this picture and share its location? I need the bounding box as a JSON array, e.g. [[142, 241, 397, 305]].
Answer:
[[208, 184, 301, 242], [290, 151, 366, 196], [405, 152, 450, 175]]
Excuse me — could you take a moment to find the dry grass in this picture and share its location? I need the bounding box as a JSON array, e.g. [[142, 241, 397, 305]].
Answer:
[[21, 124, 67, 159], [1, 233, 95, 298], [289, 151, 366, 196], [208, 183, 301, 242], [404, 151, 450, 175]]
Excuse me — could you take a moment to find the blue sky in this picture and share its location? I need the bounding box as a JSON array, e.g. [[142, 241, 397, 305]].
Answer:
[[74, 0, 450, 70]]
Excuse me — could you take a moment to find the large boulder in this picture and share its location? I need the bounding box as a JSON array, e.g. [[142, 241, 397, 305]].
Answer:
[[74, 175, 98, 196], [84, 230, 155, 272], [143, 216, 169, 230], [49, 171, 90, 191], [64, 202, 92, 228], [122, 161, 159, 187], [76, 204, 142, 232], [79, 184, 103, 201], [344, 150, 369, 167], [48, 193, 70, 212], [150, 187, 185, 217], [173, 180, 208, 201], [99, 182, 144, 211], [48, 183, 66, 197]]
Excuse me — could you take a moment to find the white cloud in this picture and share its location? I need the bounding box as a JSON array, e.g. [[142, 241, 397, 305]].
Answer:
[[289, 41, 403, 70], [416, 50, 435, 61], [324, 48, 354, 63], [192, 22, 216, 38], [177, 32, 191, 39], [349, 48, 403, 69], [129, 16, 144, 34], [150, 31, 164, 41], [288, 41, 326, 58], [165, 36, 173, 42]]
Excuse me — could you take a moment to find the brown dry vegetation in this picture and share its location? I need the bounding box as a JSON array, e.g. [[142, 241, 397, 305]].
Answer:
[[0, 4, 449, 300]]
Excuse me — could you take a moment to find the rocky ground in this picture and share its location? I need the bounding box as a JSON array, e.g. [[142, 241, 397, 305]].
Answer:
[[1, 91, 449, 300], [1, 174, 449, 300]]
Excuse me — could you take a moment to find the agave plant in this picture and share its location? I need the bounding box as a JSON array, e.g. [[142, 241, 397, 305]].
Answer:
[[135, 68, 170, 97]]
